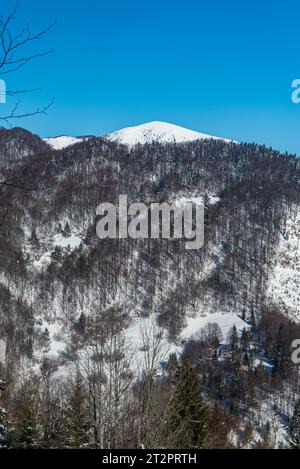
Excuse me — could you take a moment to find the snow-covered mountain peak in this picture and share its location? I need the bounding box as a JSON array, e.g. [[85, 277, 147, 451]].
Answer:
[[106, 121, 234, 146], [44, 135, 84, 150], [43, 122, 235, 149]]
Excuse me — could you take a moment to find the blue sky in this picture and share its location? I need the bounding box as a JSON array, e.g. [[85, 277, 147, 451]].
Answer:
[[1, 0, 300, 154]]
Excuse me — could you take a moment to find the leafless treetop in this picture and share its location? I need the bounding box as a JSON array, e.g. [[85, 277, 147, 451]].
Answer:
[[0, 1, 56, 125]]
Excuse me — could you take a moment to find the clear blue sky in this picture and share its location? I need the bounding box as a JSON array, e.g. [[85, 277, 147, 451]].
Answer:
[[1, 0, 300, 154]]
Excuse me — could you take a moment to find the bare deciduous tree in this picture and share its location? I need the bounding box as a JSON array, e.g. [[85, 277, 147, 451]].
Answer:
[[0, 1, 55, 126]]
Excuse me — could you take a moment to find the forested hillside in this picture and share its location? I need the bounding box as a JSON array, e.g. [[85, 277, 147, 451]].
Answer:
[[0, 128, 300, 448]]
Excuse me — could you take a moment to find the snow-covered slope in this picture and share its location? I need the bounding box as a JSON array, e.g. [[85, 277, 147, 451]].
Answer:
[[44, 135, 84, 150], [267, 207, 300, 321], [106, 121, 235, 146]]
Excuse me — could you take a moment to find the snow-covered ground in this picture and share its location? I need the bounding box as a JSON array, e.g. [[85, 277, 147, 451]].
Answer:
[[124, 310, 250, 373], [124, 315, 178, 372], [181, 311, 250, 344], [268, 208, 300, 321], [39, 320, 67, 358], [173, 193, 220, 207], [25, 232, 83, 270]]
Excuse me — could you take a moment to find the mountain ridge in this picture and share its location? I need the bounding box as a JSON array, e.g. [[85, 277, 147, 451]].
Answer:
[[43, 121, 236, 149]]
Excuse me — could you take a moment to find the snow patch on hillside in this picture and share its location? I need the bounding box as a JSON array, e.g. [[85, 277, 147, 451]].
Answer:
[[181, 311, 250, 344], [173, 193, 220, 207], [124, 310, 250, 374], [25, 232, 83, 270], [39, 320, 67, 358]]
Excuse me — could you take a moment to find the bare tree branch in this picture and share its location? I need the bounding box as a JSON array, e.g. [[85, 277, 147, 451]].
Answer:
[[6, 85, 44, 95], [0, 97, 54, 127], [0, 1, 56, 126]]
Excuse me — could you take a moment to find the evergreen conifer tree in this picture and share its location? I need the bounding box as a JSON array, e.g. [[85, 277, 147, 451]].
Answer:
[[62, 373, 92, 448], [0, 407, 10, 448], [50, 245, 63, 262], [289, 399, 300, 448], [167, 357, 208, 448], [63, 222, 71, 238], [12, 395, 40, 448]]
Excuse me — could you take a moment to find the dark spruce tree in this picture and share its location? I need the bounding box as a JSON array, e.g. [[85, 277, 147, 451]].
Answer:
[[167, 357, 208, 448], [0, 407, 10, 448], [62, 373, 92, 448], [12, 395, 40, 448], [289, 399, 300, 449]]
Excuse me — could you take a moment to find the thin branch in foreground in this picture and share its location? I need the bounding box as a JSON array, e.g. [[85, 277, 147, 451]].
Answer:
[[0, 97, 54, 126]]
